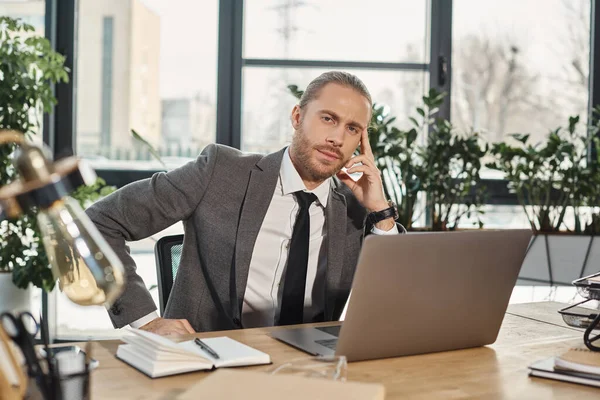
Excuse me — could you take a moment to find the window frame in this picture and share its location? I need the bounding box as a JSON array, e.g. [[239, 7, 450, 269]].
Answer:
[[47, 0, 600, 198]]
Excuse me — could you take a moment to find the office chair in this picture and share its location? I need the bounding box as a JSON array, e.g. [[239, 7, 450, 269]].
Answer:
[[154, 234, 184, 315]]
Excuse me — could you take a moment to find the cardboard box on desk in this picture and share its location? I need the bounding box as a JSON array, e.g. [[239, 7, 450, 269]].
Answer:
[[177, 369, 385, 400]]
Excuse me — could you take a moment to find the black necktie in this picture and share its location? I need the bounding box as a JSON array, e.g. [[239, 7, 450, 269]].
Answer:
[[279, 191, 318, 325]]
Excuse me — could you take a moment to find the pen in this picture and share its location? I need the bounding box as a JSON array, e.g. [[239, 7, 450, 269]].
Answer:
[[194, 338, 220, 359]]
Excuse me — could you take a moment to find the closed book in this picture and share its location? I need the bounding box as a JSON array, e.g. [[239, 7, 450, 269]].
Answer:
[[554, 346, 600, 375], [116, 328, 271, 378], [529, 358, 600, 388]]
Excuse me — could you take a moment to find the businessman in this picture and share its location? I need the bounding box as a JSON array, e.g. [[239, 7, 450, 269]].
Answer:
[[87, 71, 404, 336]]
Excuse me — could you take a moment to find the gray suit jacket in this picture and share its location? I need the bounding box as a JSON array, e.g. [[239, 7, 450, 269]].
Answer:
[[87, 144, 394, 331]]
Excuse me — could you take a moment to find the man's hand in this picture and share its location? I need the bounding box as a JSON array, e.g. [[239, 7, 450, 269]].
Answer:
[[139, 317, 195, 337], [336, 127, 390, 218]]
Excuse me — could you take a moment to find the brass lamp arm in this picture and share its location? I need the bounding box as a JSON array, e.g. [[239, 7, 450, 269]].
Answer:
[[0, 129, 26, 146]]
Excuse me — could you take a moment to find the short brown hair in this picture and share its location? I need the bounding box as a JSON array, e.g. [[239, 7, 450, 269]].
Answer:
[[299, 71, 372, 110]]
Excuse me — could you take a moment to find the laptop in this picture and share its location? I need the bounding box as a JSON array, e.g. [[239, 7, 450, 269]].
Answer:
[[271, 229, 532, 362]]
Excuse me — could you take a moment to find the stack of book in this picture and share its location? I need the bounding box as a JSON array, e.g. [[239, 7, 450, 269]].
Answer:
[[529, 347, 600, 388]]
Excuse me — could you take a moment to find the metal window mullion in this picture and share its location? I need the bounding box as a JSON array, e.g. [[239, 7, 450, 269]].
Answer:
[[429, 0, 452, 121], [51, 0, 77, 160], [42, 0, 77, 343], [589, 0, 600, 162], [216, 0, 244, 149], [243, 58, 429, 71], [43, 0, 57, 149]]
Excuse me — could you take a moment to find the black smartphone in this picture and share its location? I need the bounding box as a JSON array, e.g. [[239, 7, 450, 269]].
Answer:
[[38, 345, 99, 370]]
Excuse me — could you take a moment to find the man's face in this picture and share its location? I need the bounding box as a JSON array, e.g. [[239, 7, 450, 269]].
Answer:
[[289, 83, 371, 184]]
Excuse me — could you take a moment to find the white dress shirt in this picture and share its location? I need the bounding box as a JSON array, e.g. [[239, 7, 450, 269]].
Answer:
[[130, 148, 397, 329]]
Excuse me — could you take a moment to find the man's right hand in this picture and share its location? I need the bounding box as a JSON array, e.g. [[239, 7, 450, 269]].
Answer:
[[139, 317, 195, 336]]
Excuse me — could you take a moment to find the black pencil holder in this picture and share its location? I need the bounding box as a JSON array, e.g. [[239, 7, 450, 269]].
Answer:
[[48, 368, 91, 400]]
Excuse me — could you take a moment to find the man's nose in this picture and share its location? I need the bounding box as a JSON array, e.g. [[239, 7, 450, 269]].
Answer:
[[326, 126, 345, 146]]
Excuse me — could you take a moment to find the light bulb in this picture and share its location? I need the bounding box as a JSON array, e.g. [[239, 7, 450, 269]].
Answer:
[[36, 197, 125, 306], [0, 129, 126, 307]]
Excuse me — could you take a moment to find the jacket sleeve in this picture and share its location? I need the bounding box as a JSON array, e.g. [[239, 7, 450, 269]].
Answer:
[[85, 144, 220, 328]]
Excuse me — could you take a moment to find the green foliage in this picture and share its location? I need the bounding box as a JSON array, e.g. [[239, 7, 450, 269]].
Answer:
[[0, 214, 53, 291], [131, 128, 166, 168], [70, 178, 116, 208], [416, 90, 488, 231], [0, 17, 69, 136], [0, 17, 70, 290], [288, 84, 303, 100], [0, 18, 112, 292], [486, 109, 600, 234], [368, 103, 423, 229]]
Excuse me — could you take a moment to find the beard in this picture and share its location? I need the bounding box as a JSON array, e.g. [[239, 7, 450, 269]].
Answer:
[[290, 126, 348, 182]]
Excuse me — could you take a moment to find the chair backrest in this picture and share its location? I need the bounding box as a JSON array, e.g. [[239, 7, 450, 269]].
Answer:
[[154, 234, 184, 315]]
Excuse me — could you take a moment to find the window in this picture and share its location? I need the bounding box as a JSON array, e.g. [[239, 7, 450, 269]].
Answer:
[[452, 0, 591, 146], [56, 0, 218, 338], [75, 0, 219, 170], [451, 0, 592, 229], [0, 0, 45, 31], [240, 0, 430, 154], [241, 67, 427, 152], [243, 0, 429, 63]]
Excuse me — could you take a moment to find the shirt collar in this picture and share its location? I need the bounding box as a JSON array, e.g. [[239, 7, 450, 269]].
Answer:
[[280, 147, 330, 207]]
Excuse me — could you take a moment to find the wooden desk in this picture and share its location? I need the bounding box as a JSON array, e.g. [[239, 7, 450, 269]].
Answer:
[[507, 301, 584, 331], [86, 302, 597, 399]]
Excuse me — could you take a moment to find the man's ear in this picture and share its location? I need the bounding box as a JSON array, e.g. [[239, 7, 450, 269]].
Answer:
[[290, 105, 302, 130]]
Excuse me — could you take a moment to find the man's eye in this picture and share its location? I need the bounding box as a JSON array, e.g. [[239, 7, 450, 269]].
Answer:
[[348, 126, 358, 133], [322, 116, 333, 123]]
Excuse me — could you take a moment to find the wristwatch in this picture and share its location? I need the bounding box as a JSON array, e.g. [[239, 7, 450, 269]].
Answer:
[[367, 200, 399, 225]]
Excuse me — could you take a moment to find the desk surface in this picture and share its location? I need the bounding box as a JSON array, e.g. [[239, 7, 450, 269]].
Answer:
[[87, 302, 598, 399]]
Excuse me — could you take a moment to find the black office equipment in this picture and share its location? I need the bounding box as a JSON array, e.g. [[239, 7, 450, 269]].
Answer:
[[559, 271, 600, 351], [0, 312, 91, 399]]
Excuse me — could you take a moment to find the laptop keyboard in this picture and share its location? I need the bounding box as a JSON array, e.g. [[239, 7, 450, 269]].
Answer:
[[315, 338, 338, 350], [316, 325, 341, 337]]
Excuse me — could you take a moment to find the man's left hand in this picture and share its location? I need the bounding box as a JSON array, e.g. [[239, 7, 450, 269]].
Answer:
[[336, 128, 395, 231]]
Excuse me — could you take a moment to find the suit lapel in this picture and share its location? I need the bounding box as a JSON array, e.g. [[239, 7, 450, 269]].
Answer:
[[232, 149, 285, 318], [325, 186, 347, 320]]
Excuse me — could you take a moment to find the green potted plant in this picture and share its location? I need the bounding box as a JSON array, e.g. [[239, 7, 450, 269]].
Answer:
[[0, 17, 115, 312], [0, 17, 68, 311], [414, 90, 487, 231], [367, 102, 424, 230], [487, 111, 600, 285]]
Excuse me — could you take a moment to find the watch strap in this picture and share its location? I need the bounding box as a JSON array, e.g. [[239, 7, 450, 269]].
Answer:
[[368, 202, 398, 224]]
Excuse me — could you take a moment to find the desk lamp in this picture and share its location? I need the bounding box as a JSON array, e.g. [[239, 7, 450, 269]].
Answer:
[[0, 129, 125, 306]]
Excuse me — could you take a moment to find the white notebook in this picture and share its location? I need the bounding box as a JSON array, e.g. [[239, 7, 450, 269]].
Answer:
[[116, 329, 271, 378]]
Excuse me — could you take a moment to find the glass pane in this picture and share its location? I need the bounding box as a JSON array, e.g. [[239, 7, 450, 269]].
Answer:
[[455, 204, 583, 232], [457, 205, 530, 230], [0, 0, 45, 31], [241, 67, 428, 153], [451, 0, 590, 147], [75, 0, 218, 170], [243, 0, 429, 63]]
